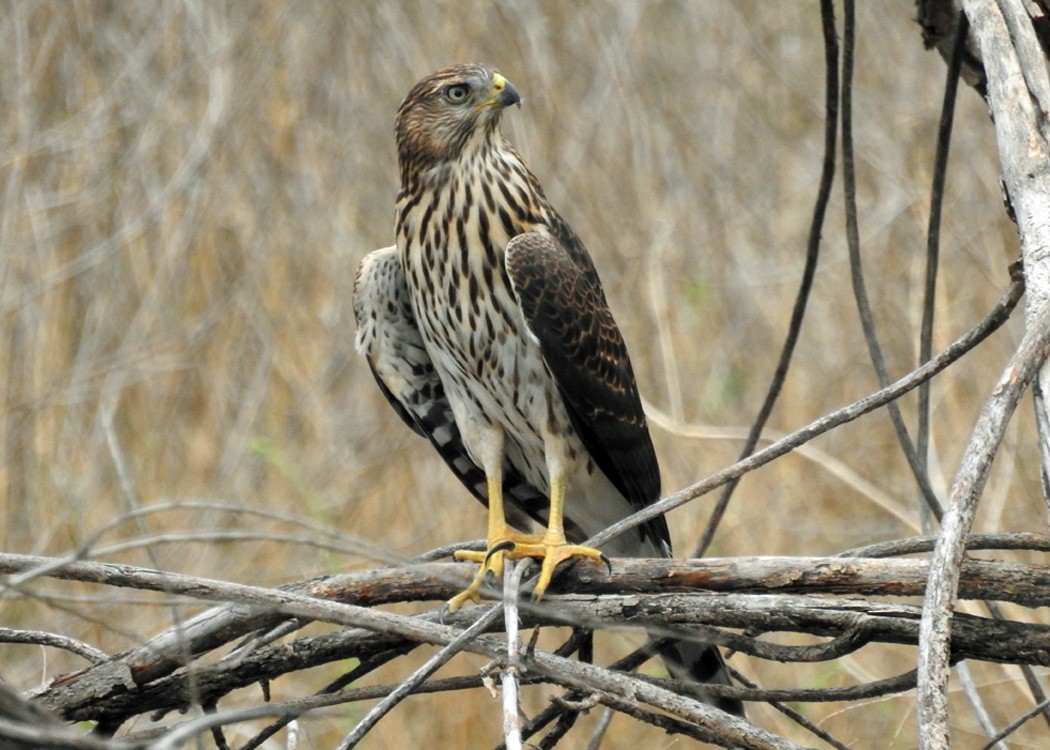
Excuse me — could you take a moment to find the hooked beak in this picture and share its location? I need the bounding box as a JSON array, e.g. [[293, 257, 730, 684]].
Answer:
[[483, 72, 522, 110]]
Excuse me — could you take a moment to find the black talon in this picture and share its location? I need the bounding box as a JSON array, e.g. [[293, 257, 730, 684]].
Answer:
[[484, 540, 516, 564], [438, 602, 451, 625], [599, 553, 612, 574]]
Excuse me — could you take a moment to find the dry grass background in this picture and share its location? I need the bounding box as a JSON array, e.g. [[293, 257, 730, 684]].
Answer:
[[0, 1, 1044, 748]]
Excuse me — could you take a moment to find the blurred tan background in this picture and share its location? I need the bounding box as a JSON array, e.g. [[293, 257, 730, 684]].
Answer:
[[1, 1, 1043, 747]]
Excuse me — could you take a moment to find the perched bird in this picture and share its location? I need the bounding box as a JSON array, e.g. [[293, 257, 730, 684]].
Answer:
[[354, 63, 742, 715]]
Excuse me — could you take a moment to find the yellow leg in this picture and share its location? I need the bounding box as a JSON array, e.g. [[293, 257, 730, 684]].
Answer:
[[447, 472, 609, 611], [510, 475, 608, 600], [446, 473, 541, 613]]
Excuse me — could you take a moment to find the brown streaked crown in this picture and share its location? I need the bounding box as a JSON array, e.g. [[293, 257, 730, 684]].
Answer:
[[395, 63, 514, 186]]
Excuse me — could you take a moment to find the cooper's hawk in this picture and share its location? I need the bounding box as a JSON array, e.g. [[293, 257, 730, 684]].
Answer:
[[354, 63, 742, 716]]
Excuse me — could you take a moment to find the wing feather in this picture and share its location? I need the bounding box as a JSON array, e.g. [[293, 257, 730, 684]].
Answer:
[[505, 231, 666, 545]]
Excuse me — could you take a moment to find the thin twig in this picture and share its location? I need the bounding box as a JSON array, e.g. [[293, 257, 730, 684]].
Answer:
[[585, 707, 614, 750], [511, 642, 651, 749], [917, 10, 968, 531], [538, 704, 588, 750], [335, 604, 503, 749], [955, 661, 1008, 750], [0, 627, 108, 664], [839, 531, 1050, 557], [176, 672, 554, 750], [237, 649, 410, 750], [1033, 378, 1050, 511], [979, 696, 1050, 750], [729, 668, 853, 750], [718, 668, 918, 707], [841, 0, 944, 522], [0, 717, 145, 750]]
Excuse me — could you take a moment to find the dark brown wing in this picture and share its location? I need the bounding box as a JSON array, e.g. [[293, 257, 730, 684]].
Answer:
[[505, 231, 667, 545]]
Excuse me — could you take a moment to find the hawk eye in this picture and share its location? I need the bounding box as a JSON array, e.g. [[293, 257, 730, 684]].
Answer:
[[445, 84, 470, 103]]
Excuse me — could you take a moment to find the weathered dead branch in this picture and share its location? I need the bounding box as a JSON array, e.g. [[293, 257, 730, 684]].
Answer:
[[1, 545, 1048, 747]]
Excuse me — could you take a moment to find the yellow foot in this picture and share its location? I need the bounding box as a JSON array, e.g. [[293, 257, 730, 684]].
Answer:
[[509, 539, 610, 600], [446, 531, 544, 613]]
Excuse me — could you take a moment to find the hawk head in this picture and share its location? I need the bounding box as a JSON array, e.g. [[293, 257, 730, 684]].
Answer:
[[395, 64, 521, 185]]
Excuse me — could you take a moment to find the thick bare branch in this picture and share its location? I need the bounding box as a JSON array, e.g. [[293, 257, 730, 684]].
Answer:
[[963, 0, 1050, 491], [918, 301, 1050, 745], [4, 550, 1046, 742], [920, 266, 1050, 750], [30, 588, 1050, 731], [6, 550, 1050, 618]]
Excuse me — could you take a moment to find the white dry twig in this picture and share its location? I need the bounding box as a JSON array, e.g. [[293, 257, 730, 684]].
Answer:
[[502, 560, 531, 750], [918, 306, 1050, 747]]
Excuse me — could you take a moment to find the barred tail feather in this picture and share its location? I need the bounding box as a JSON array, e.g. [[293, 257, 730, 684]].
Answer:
[[616, 535, 744, 718], [568, 480, 744, 717], [658, 639, 744, 717]]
